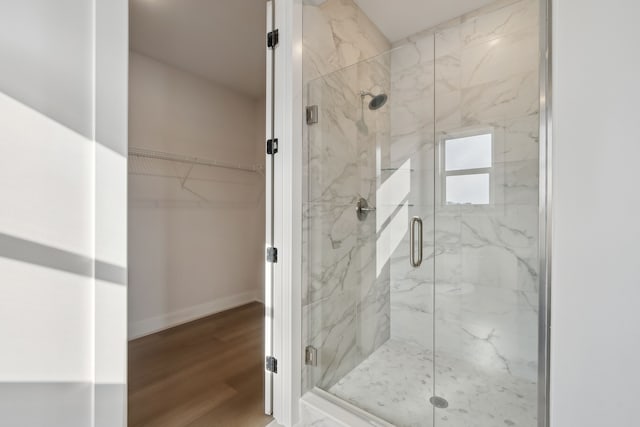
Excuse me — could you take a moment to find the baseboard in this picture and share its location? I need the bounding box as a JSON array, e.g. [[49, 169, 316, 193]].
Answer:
[[128, 289, 263, 340]]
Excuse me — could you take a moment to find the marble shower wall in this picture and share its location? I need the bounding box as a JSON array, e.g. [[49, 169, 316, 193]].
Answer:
[[388, 0, 541, 384], [301, 0, 391, 392], [386, 33, 437, 354]]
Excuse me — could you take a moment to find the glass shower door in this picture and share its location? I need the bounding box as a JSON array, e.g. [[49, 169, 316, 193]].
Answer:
[[432, 1, 541, 426], [303, 45, 438, 426]]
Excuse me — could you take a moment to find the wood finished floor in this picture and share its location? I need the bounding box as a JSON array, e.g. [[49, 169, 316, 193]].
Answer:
[[128, 302, 273, 427]]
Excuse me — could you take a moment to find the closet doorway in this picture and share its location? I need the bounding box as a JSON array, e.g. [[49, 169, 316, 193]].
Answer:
[[126, 1, 271, 425]]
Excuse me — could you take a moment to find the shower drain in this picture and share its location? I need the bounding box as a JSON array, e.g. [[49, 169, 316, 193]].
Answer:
[[429, 396, 449, 409]]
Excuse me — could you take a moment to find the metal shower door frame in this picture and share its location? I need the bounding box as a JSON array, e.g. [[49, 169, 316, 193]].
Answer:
[[537, 0, 553, 425], [269, 0, 553, 424]]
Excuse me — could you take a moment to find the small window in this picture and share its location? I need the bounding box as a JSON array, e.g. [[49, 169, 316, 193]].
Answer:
[[443, 132, 492, 205]]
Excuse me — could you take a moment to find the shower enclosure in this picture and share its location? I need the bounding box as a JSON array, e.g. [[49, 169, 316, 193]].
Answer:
[[301, 0, 545, 425]]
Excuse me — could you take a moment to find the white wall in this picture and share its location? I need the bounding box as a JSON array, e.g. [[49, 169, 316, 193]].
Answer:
[[128, 52, 265, 338], [0, 1, 128, 426], [0, 94, 94, 382], [551, 0, 640, 425]]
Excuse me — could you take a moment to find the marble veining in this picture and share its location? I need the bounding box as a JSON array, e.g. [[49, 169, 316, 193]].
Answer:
[[302, 0, 541, 425], [328, 339, 537, 427], [302, 0, 392, 393], [384, 0, 540, 376]]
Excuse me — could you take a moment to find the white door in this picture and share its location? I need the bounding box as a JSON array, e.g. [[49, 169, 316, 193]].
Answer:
[[265, 0, 276, 416], [0, 1, 128, 426]]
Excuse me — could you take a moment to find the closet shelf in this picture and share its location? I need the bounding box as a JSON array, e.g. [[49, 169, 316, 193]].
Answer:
[[128, 146, 264, 204], [128, 147, 262, 174]]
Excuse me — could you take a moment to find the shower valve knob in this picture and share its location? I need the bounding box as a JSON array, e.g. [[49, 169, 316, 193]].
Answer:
[[356, 197, 376, 221]]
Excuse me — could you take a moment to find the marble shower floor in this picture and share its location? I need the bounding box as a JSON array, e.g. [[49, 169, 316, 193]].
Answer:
[[328, 339, 537, 427]]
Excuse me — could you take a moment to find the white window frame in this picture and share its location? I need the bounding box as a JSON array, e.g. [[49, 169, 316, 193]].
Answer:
[[439, 127, 495, 207]]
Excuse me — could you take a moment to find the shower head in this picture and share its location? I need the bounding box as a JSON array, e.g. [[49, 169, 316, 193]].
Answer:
[[360, 91, 388, 110], [369, 93, 388, 110]]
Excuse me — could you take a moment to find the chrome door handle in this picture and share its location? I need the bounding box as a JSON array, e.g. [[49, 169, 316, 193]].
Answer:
[[410, 216, 423, 267]]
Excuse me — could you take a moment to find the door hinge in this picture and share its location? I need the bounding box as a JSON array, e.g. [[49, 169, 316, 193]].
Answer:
[[266, 356, 278, 373], [267, 247, 278, 263], [267, 29, 279, 49], [306, 105, 319, 125], [267, 138, 278, 155], [305, 346, 318, 366]]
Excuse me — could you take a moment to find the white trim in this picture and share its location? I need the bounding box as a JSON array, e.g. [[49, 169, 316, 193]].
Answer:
[[272, 0, 304, 425], [127, 290, 262, 340], [265, 0, 275, 416]]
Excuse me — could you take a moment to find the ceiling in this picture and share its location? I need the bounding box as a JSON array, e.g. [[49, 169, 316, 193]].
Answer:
[[353, 0, 497, 42], [130, 0, 266, 99], [129, 0, 496, 97]]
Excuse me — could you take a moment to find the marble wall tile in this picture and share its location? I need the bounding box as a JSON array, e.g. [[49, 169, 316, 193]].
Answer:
[[390, 276, 434, 348], [390, 41, 435, 138], [305, 202, 360, 303], [387, 0, 540, 386], [460, 27, 538, 88], [459, 0, 539, 48], [433, 284, 539, 382], [357, 271, 391, 356], [307, 74, 359, 204], [506, 160, 540, 204], [460, 71, 539, 125], [435, 25, 463, 60], [501, 115, 540, 162], [303, 0, 390, 83], [305, 288, 359, 389], [432, 3, 539, 389]]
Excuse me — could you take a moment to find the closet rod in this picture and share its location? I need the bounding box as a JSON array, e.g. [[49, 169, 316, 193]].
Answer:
[[128, 147, 260, 174]]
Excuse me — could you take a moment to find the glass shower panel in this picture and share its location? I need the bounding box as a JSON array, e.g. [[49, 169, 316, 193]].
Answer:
[[432, 1, 540, 426], [303, 55, 385, 391], [303, 45, 436, 426]]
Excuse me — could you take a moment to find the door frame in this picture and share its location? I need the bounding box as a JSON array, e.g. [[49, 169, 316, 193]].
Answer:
[[267, 0, 303, 425]]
